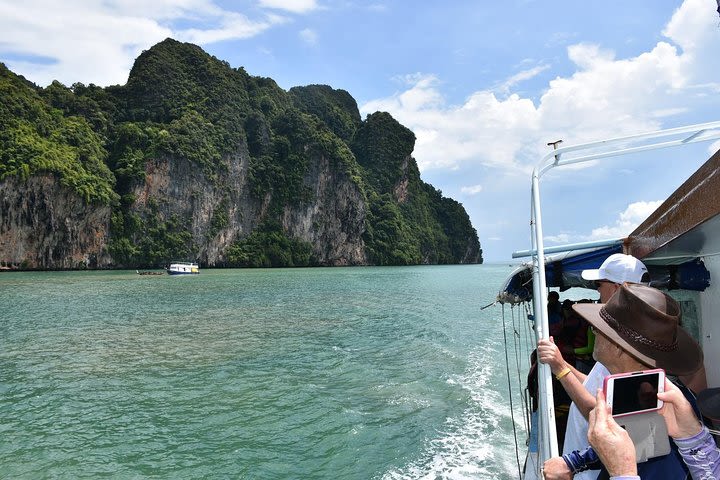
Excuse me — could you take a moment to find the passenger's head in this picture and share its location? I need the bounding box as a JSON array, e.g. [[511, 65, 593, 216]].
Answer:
[[572, 283, 702, 375], [581, 254, 648, 302], [548, 291, 559, 303], [561, 299, 576, 320], [697, 388, 720, 439]]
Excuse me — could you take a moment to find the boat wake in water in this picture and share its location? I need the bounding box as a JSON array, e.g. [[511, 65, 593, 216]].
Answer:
[[382, 344, 521, 479]]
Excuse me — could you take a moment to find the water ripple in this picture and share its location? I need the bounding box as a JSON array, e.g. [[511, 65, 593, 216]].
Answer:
[[1, 265, 519, 479]]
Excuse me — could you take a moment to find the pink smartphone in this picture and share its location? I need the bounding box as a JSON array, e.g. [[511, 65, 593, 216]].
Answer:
[[603, 368, 665, 417]]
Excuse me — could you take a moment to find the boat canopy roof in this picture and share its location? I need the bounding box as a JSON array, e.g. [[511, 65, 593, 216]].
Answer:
[[498, 148, 720, 305], [498, 242, 710, 305], [498, 244, 621, 304]]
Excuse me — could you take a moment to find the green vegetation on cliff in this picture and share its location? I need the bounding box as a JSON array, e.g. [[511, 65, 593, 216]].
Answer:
[[227, 222, 314, 268], [0, 39, 481, 267], [352, 112, 480, 265], [0, 64, 118, 204]]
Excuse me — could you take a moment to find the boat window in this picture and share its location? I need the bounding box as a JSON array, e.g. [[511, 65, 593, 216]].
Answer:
[[667, 290, 701, 344]]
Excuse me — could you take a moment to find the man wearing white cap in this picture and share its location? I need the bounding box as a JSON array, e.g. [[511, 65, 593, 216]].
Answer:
[[537, 253, 648, 480]]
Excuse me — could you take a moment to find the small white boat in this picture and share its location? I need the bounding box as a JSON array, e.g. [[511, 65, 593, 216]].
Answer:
[[166, 262, 200, 275]]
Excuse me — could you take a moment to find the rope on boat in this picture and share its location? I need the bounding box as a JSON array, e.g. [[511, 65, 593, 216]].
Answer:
[[520, 305, 532, 446], [501, 303, 523, 479], [512, 305, 529, 436], [499, 298, 542, 478]]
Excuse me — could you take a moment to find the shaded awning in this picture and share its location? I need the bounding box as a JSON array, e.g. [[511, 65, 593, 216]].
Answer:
[[499, 243, 711, 305], [499, 148, 720, 305], [498, 244, 621, 304]]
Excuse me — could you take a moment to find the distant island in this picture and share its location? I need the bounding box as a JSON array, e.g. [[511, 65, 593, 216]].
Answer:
[[0, 38, 481, 270]]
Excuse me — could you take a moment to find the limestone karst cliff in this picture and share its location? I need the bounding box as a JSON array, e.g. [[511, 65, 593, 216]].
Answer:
[[0, 39, 482, 269]]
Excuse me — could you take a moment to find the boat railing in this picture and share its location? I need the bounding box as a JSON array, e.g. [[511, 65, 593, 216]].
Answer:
[[527, 121, 720, 467]]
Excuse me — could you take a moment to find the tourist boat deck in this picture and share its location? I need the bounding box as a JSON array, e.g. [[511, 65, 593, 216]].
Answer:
[[495, 121, 720, 478]]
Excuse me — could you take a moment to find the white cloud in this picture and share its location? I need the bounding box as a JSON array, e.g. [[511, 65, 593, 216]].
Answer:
[[299, 28, 318, 45], [258, 0, 319, 14], [360, 0, 720, 174], [180, 12, 286, 44], [362, 75, 539, 171], [0, 0, 287, 87], [367, 4, 388, 13], [544, 233, 570, 244], [460, 184, 483, 195], [498, 64, 550, 93], [588, 201, 663, 240], [190, 17, 283, 44]]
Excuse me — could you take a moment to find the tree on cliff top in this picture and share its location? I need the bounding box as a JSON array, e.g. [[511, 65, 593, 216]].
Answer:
[[0, 63, 118, 205]]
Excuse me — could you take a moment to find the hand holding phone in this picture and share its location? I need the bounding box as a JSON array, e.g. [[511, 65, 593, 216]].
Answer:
[[603, 369, 665, 417]]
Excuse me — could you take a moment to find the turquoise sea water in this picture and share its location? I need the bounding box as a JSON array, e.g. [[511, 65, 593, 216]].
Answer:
[[1, 264, 528, 479]]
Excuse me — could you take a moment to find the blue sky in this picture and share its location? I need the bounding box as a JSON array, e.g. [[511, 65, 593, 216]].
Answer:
[[2, 0, 720, 261]]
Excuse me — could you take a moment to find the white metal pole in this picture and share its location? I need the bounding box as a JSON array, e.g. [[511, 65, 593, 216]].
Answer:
[[519, 120, 720, 475], [530, 169, 559, 464]]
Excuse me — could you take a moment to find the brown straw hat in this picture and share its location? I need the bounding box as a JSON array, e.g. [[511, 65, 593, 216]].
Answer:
[[572, 283, 703, 376]]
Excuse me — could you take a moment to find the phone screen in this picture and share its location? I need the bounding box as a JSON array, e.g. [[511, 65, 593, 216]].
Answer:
[[610, 371, 662, 415]]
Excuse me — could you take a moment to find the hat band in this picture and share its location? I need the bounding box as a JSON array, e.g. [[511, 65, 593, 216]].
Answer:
[[599, 307, 679, 352]]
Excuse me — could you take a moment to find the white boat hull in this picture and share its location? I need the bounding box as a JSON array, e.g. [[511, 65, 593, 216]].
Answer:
[[166, 262, 199, 275]]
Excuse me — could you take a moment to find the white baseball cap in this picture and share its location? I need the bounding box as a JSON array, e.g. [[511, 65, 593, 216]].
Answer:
[[581, 253, 648, 284]]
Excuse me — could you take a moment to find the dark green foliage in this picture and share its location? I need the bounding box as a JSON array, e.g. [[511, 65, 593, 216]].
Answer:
[[432, 191, 481, 262], [0, 63, 118, 205], [209, 202, 229, 238], [289, 84, 361, 142], [246, 109, 311, 205], [138, 214, 194, 265], [351, 112, 482, 264], [41, 81, 115, 136], [227, 223, 314, 267], [107, 122, 155, 192], [157, 109, 223, 174], [119, 38, 253, 172], [351, 112, 415, 193], [363, 193, 422, 265], [108, 208, 195, 267]]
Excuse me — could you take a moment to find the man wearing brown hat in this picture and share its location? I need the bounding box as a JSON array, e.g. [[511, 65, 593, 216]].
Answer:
[[538, 254, 649, 480], [543, 283, 704, 479]]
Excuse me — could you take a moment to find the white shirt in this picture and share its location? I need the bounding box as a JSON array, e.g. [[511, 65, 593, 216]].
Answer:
[[562, 362, 610, 480]]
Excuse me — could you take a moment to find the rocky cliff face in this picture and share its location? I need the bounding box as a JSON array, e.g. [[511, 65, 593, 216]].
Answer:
[[0, 176, 111, 269], [0, 147, 367, 269], [130, 144, 367, 267], [0, 39, 481, 270], [282, 154, 367, 265]]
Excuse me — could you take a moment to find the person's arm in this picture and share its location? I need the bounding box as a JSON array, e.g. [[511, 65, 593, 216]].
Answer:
[[542, 449, 604, 480], [673, 427, 720, 480], [587, 389, 638, 477], [540, 456, 572, 480], [657, 379, 703, 439], [537, 337, 596, 417], [657, 379, 719, 479]]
